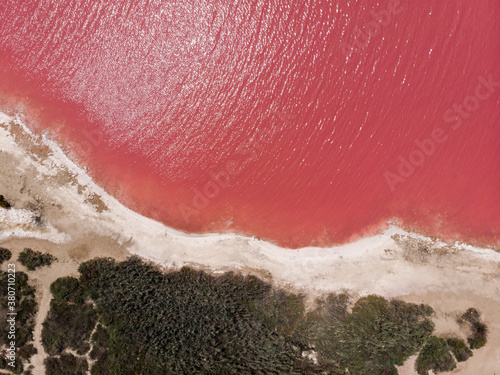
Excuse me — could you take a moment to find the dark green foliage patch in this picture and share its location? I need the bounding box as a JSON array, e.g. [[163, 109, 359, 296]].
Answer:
[[18, 248, 56, 271], [50, 277, 85, 304], [415, 336, 456, 375], [42, 300, 97, 356], [45, 353, 88, 375], [0, 195, 11, 209], [446, 338, 472, 362], [0, 270, 38, 373], [467, 321, 488, 349], [461, 308, 480, 323], [310, 294, 435, 374], [42, 256, 486, 375], [460, 308, 488, 349], [0, 247, 12, 265], [78, 258, 306, 374]]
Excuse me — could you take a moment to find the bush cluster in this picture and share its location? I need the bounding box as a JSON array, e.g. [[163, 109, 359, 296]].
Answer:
[[0, 247, 12, 265], [0, 195, 11, 209], [18, 248, 56, 271], [50, 277, 85, 304], [416, 336, 457, 374], [310, 294, 435, 374], [78, 258, 307, 374], [44, 353, 88, 375], [446, 338, 472, 362], [41, 256, 488, 375], [414, 306, 489, 374], [42, 277, 97, 356], [461, 308, 488, 349], [0, 271, 38, 374]]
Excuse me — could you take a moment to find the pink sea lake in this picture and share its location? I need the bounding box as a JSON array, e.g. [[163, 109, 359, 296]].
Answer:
[[0, 0, 499, 248]]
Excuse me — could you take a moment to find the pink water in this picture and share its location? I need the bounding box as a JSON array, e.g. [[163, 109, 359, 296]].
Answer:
[[0, 0, 499, 248]]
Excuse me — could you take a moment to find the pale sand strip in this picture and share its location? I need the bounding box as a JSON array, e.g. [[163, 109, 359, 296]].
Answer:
[[0, 111, 499, 374]]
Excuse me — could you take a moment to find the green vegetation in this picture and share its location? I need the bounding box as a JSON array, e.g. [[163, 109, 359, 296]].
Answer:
[[42, 277, 97, 355], [0, 247, 12, 265], [50, 276, 85, 304], [310, 294, 435, 374], [461, 308, 488, 349], [415, 336, 456, 375], [413, 307, 488, 375], [468, 321, 488, 349], [45, 353, 88, 375], [42, 256, 486, 375], [0, 194, 11, 209], [0, 270, 38, 374], [89, 324, 108, 363], [446, 338, 472, 362], [462, 307, 480, 322], [78, 258, 307, 374], [18, 248, 56, 271]]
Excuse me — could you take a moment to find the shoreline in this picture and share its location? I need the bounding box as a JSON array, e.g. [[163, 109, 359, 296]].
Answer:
[[1, 111, 500, 374], [2, 106, 497, 252], [1, 110, 499, 288], [1, 111, 498, 255]]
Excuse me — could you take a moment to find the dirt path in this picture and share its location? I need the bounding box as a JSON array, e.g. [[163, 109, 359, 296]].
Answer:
[[29, 279, 51, 375], [0, 243, 81, 375], [29, 261, 82, 375]]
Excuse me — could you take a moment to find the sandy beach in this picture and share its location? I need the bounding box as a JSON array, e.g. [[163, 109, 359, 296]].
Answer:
[[0, 111, 499, 375]]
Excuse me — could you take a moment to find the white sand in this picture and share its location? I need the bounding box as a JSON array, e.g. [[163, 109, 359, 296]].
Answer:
[[1, 111, 499, 375]]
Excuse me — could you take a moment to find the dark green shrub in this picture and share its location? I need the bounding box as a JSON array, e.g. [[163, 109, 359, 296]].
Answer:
[[18, 248, 56, 270], [45, 353, 88, 375], [0, 195, 11, 209], [50, 277, 85, 303], [468, 321, 488, 349], [89, 325, 109, 362], [41, 256, 478, 375], [311, 294, 435, 374], [17, 344, 37, 361], [75, 257, 312, 374], [0, 270, 38, 371], [461, 308, 480, 323], [0, 247, 12, 264], [416, 336, 456, 375], [460, 308, 488, 349], [446, 338, 472, 362], [18, 298, 38, 325], [42, 300, 97, 355]]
